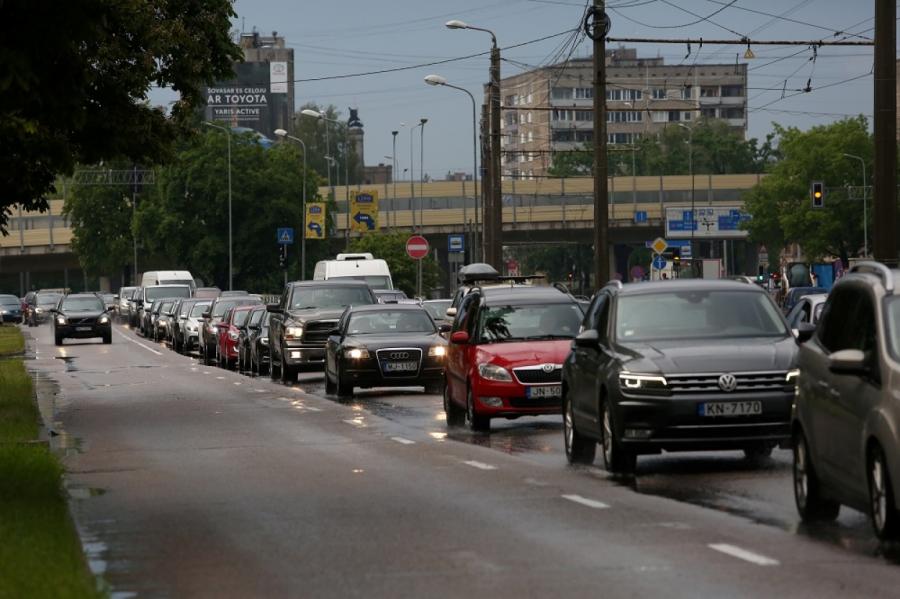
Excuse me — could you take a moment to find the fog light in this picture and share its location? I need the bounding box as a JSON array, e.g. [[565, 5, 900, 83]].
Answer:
[[479, 396, 503, 408], [290, 351, 302, 359], [624, 428, 653, 440]]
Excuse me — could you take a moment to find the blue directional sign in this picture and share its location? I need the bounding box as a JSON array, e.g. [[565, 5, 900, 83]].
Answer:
[[634, 210, 648, 224], [448, 234, 465, 253], [307, 222, 322, 237], [277, 227, 295, 245], [652, 255, 667, 270], [353, 212, 376, 231]]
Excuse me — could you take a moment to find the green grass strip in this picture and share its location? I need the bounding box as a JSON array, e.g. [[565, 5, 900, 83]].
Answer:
[[0, 326, 25, 356]]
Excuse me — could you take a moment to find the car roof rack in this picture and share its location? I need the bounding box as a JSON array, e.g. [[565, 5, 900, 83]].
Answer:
[[603, 279, 624, 290], [849, 261, 895, 294]]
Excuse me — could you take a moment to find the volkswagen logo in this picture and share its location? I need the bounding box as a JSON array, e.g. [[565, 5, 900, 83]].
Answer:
[[717, 373, 738, 392], [389, 351, 410, 360], [541, 363, 556, 373]]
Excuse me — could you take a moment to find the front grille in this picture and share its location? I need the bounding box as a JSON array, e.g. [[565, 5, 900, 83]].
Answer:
[[303, 320, 338, 346], [509, 397, 562, 409], [513, 364, 562, 384], [68, 317, 97, 326], [375, 348, 423, 378], [667, 371, 789, 394]]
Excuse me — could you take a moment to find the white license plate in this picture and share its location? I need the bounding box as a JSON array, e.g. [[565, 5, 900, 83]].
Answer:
[[527, 385, 562, 399], [700, 401, 762, 417], [76, 326, 92, 332], [383, 361, 418, 372]]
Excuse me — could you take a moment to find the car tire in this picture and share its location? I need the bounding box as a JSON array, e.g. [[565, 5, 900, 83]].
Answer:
[[869, 444, 900, 540], [336, 363, 353, 398], [743, 442, 775, 461], [793, 429, 840, 522], [280, 352, 296, 384], [444, 382, 464, 427], [102, 332, 112, 345], [563, 391, 596, 465], [465, 388, 490, 432], [325, 367, 337, 395], [54, 333, 63, 347], [425, 381, 443, 395], [600, 397, 636, 475]]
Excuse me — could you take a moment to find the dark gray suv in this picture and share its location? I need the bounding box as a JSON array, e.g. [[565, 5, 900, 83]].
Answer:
[[792, 262, 900, 540], [563, 279, 798, 475]]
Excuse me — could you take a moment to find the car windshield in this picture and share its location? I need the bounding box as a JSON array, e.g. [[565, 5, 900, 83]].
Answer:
[[0, 296, 19, 307], [190, 303, 211, 317], [159, 301, 174, 313], [62, 297, 105, 311], [616, 290, 788, 342], [423, 301, 451, 320], [348, 310, 435, 335], [212, 299, 255, 318], [886, 298, 900, 361], [146, 286, 190, 301], [38, 295, 61, 306], [479, 303, 582, 342], [331, 275, 391, 290], [249, 310, 264, 326], [290, 286, 372, 310], [233, 310, 251, 327]]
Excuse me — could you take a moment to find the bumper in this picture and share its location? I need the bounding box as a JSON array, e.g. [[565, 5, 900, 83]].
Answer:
[[283, 345, 326, 366], [57, 324, 111, 339], [1, 314, 23, 323], [344, 365, 444, 389], [472, 379, 563, 417], [613, 390, 793, 453], [184, 333, 199, 350]]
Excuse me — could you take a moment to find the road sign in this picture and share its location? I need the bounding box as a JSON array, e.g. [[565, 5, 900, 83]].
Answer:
[[758, 244, 769, 264], [651, 237, 668, 255], [506, 258, 519, 276], [350, 190, 379, 232], [306, 203, 326, 239], [277, 227, 294, 245], [448, 234, 465, 253], [406, 235, 429, 260], [634, 210, 648, 224], [652, 255, 667, 270]]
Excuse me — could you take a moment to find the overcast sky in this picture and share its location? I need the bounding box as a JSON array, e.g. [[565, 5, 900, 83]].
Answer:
[[207, 1, 880, 177]]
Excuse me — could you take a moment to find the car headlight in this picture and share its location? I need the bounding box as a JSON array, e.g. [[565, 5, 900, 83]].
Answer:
[[478, 363, 512, 382], [346, 348, 370, 360], [285, 326, 304, 339], [228, 331, 239, 341], [0, 309, 7, 315], [187, 324, 198, 332], [209, 325, 218, 334], [56, 316, 66, 325], [785, 369, 800, 384], [428, 345, 447, 358], [99, 315, 109, 324], [260, 337, 269, 346], [36, 308, 44, 314], [618, 372, 668, 391]]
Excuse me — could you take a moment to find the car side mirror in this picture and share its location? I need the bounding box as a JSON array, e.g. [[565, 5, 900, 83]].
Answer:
[[574, 329, 600, 348], [445, 307, 458, 318], [439, 323, 452, 333], [793, 322, 816, 344], [201, 311, 211, 319], [828, 349, 868, 375], [267, 303, 283, 314], [450, 331, 469, 344]]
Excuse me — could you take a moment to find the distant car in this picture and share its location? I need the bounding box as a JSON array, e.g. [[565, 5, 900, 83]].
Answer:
[[200, 296, 263, 365], [52, 294, 112, 345], [793, 262, 900, 540], [238, 306, 267, 373], [136, 285, 192, 334], [785, 293, 828, 328], [100, 293, 117, 311], [216, 304, 259, 370], [0, 294, 23, 323], [782, 286, 826, 315], [116, 286, 137, 324], [324, 304, 448, 397], [374, 289, 409, 304], [153, 300, 177, 342], [220, 290, 250, 297], [27, 292, 63, 326], [246, 310, 272, 376], [193, 287, 222, 299], [179, 300, 212, 355]]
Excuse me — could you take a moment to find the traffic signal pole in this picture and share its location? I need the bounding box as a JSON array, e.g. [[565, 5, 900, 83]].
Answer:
[[874, 0, 897, 265], [591, 0, 610, 288]]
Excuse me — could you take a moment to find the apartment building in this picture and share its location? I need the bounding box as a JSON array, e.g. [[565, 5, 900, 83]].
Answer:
[[497, 47, 748, 179]]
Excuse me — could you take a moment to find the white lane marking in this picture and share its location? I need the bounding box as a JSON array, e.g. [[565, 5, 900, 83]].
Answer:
[[216, 376, 225, 380], [562, 494, 610, 509], [233, 382, 241, 386], [343, 419, 366, 427], [463, 460, 496, 471], [391, 437, 415, 445], [708, 544, 779, 566], [114, 329, 162, 355]]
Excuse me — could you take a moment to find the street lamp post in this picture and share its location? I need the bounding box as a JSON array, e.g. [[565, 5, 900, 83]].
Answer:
[[843, 153, 869, 259], [678, 123, 695, 273], [410, 119, 427, 230], [274, 129, 308, 280], [391, 130, 398, 231], [203, 122, 233, 290], [425, 74, 479, 261], [419, 117, 427, 232], [301, 109, 334, 202]]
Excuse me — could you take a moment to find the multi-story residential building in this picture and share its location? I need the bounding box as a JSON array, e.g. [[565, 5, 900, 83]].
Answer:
[[496, 47, 748, 179]]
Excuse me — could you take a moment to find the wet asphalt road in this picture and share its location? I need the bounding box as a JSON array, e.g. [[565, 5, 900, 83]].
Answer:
[[24, 322, 900, 597]]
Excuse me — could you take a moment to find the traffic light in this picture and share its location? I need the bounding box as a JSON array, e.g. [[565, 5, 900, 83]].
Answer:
[[278, 244, 287, 267], [811, 181, 824, 208]]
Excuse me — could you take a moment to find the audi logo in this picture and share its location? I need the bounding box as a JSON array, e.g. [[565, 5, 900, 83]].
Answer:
[[718, 373, 738, 392], [388, 352, 410, 360]]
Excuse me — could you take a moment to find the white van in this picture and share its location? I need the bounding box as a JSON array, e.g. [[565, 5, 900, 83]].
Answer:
[[141, 270, 196, 291], [313, 253, 393, 290]]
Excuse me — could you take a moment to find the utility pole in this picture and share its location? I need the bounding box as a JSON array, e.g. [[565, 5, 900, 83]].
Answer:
[[591, 0, 610, 287], [874, 0, 897, 265], [481, 103, 492, 265], [489, 43, 502, 269]]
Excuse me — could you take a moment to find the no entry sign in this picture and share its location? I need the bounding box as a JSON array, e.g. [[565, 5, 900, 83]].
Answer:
[[406, 235, 429, 260]]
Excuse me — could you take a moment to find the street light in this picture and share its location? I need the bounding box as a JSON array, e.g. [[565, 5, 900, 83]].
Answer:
[[391, 131, 399, 231], [274, 128, 308, 280], [203, 121, 233, 290], [843, 153, 869, 258], [678, 122, 695, 273], [300, 109, 334, 202], [410, 118, 427, 230], [425, 74, 479, 261]]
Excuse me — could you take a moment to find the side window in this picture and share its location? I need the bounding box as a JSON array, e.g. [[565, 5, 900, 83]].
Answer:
[[582, 293, 608, 332], [595, 296, 611, 341], [581, 294, 602, 330], [280, 287, 290, 310], [819, 287, 869, 353], [465, 299, 481, 338], [453, 293, 477, 333]]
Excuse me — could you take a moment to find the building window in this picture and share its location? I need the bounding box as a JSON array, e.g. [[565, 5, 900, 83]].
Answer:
[[606, 110, 642, 123], [505, 113, 516, 126], [552, 109, 576, 121], [701, 107, 717, 119], [651, 111, 667, 123], [504, 94, 516, 106], [722, 107, 745, 119], [576, 130, 593, 143], [527, 112, 532, 123], [607, 133, 633, 144], [683, 111, 692, 121], [552, 129, 575, 142], [721, 84, 744, 97], [551, 87, 573, 100], [575, 87, 593, 99], [527, 93, 533, 104], [520, 133, 526, 144], [575, 110, 593, 121], [651, 88, 667, 100], [527, 131, 534, 142], [668, 110, 681, 122], [700, 86, 719, 97], [681, 85, 692, 100], [519, 113, 525, 124]]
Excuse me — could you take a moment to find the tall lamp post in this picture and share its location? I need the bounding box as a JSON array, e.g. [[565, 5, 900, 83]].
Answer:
[[425, 74, 479, 261], [843, 153, 869, 259], [678, 122, 695, 273], [203, 122, 233, 290], [447, 19, 500, 268], [274, 129, 308, 280], [300, 109, 335, 202], [410, 119, 427, 230], [391, 130, 399, 231]]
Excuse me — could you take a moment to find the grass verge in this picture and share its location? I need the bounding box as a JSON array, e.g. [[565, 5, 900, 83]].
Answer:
[[0, 326, 25, 356], [0, 355, 102, 598]]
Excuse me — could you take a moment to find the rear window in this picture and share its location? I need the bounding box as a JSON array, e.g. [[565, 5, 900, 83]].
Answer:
[[146, 286, 191, 301], [212, 299, 257, 317], [0, 296, 20, 307], [62, 297, 104, 311], [289, 286, 374, 310], [233, 310, 251, 327], [329, 275, 391, 290], [190, 303, 211, 317], [37, 295, 62, 306]]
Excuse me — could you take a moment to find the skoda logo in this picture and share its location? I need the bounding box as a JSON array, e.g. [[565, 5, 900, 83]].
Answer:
[[389, 351, 410, 360], [541, 363, 556, 373], [718, 373, 738, 392]]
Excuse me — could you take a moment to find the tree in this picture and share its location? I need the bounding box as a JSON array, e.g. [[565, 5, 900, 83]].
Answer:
[[348, 233, 442, 298], [0, 0, 241, 233], [742, 117, 872, 265]]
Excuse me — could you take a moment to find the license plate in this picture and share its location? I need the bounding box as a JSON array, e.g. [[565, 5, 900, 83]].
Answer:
[[526, 385, 562, 399], [700, 401, 762, 417], [383, 361, 417, 372], [76, 326, 92, 332]]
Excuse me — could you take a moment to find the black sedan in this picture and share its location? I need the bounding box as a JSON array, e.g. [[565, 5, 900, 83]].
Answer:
[[52, 294, 112, 345], [324, 304, 449, 398], [0, 294, 23, 323]]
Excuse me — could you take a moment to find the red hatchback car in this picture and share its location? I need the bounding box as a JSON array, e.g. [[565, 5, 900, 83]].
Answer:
[[444, 285, 585, 431], [217, 304, 260, 370]]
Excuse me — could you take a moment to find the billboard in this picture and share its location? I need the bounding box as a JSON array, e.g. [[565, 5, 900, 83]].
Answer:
[[203, 60, 291, 138], [270, 61, 288, 93], [350, 190, 379, 233], [665, 206, 750, 239], [306, 203, 326, 239]]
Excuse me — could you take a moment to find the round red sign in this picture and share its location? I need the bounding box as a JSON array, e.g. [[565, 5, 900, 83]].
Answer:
[[406, 235, 429, 260]]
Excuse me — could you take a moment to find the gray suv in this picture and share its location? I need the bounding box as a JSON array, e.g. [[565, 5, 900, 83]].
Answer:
[[792, 262, 900, 540]]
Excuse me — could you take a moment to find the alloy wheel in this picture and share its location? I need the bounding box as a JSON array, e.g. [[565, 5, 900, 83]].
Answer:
[[794, 436, 809, 510], [872, 453, 888, 532], [564, 398, 575, 452], [602, 405, 613, 464]]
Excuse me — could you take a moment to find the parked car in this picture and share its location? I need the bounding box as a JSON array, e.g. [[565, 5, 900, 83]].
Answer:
[[200, 296, 263, 365], [194, 287, 222, 299], [237, 306, 267, 373], [116, 286, 137, 323], [216, 304, 259, 370], [782, 286, 826, 315], [314, 253, 394, 290], [268, 280, 378, 383], [135, 285, 192, 334], [324, 304, 448, 397], [52, 293, 112, 345], [127, 287, 143, 328], [246, 310, 272, 376], [561, 279, 797, 475], [153, 300, 177, 342], [178, 300, 212, 355], [141, 270, 195, 291], [0, 294, 24, 323], [444, 285, 585, 431], [422, 299, 452, 329], [792, 262, 900, 540], [99, 293, 117, 311], [374, 289, 409, 303], [144, 299, 167, 339], [785, 293, 828, 328], [26, 292, 63, 326]]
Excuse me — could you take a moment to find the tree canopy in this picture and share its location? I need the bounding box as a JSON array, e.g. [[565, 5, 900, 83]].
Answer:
[[1, 0, 241, 232]]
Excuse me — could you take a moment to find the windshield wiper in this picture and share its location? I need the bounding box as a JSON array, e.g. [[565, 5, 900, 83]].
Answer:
[[292, 305, 318, 310], [524, 334, 573, 340]]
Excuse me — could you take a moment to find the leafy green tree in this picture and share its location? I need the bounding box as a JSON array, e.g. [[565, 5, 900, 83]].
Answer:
[[348, 232, 442, 297], [742, 117, 872, 265], [0, 0, 240, 233]]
